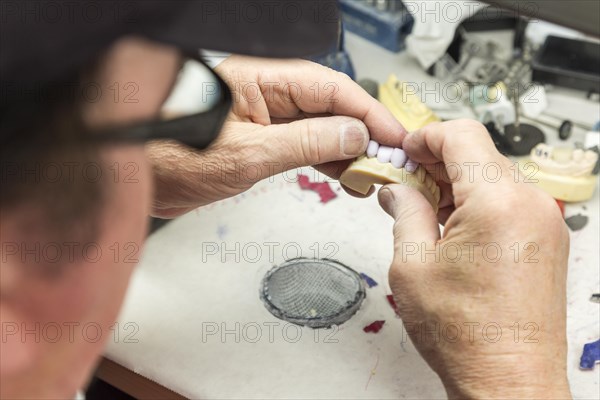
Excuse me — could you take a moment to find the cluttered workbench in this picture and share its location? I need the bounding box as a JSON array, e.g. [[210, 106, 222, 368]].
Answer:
[[98, 4, 600, 399]]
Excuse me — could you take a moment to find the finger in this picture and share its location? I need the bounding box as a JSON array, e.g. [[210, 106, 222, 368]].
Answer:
[[270, 60, 407, 147], [271, 112, 333, 124], [260, 116, 369, 175], [403, 120, 511, 204], [403, 119, 500, 167], [327, 83, 407, 148], [378, 184, 441, 245], [217, 56, 405, 146]]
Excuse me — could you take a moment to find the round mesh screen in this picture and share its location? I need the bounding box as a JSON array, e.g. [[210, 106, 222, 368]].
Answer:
[[260, 258, 366, 328]]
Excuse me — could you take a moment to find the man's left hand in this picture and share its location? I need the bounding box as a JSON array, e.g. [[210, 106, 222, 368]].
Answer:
[[147, 55, 405, 218]]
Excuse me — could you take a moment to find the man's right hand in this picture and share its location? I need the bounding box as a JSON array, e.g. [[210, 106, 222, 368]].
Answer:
[[378, 120, 571, 399]]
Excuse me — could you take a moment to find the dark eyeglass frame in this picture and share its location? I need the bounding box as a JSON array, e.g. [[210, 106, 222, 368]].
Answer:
[[91, 52, 232, 151]]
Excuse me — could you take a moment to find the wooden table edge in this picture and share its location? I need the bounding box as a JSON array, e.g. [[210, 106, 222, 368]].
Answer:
[[95, 357, 188, 400]]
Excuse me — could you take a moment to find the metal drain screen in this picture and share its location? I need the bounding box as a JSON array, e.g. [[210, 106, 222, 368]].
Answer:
[[260, 258, 366, 328]]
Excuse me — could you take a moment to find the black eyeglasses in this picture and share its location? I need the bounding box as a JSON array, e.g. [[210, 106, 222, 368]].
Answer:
[[91, 52, 231, 151], [1, 52, 231, 155]]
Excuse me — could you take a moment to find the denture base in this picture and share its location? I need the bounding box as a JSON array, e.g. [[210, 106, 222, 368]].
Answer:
[[340, 156, 441, 213], [521, 162, 598, 202]]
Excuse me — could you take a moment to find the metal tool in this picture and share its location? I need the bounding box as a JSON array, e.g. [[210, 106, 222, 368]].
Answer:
[[500, 96, 545, 156]]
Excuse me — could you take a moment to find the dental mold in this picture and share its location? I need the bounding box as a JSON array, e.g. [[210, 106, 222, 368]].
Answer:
[[531, 144, 598, 177], [524, 143, 599, 202], [379, 75, 440, 132], [340, 74, 442, 211], [340, 141, 441, 212]]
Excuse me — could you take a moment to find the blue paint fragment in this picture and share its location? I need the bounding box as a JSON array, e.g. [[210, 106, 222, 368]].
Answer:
[[360, 272, 378, 288], [580, 339, 600, 370]]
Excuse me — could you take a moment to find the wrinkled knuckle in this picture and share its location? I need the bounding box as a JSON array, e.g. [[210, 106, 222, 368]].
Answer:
[[299, 120, 322, 165]]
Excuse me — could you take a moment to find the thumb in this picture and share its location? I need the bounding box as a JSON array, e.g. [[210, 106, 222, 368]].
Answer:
[[265, 116, 369, 168], [378, 184, 441, 244]]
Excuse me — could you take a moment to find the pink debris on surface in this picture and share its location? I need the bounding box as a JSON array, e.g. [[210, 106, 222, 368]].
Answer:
[[363, 320, 386, 334], [386, 295, 400, 317], [297, 174, 337, 203]]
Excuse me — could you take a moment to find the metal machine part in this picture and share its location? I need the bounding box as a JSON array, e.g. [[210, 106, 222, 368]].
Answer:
[[500, 96, 546, 156], [475, 61, 509, 83], [484, 94, 545, 156], [559, 121, 574, 141], [503, 123, 545, 156], [260, 258, 366, 329], [483, 0, 599, 37]]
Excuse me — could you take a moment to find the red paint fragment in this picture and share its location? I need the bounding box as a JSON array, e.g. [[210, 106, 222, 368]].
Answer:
[[297, 174, 337, 204], [363, 320, 386, 333], [556, 199, 565, 218], [386, 295, 400, 317]]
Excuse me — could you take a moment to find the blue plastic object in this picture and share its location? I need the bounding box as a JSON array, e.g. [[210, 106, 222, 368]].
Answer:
[[339, 0, 414, 53], [580, 339, 600, 370], [359, 272, 378, 288]]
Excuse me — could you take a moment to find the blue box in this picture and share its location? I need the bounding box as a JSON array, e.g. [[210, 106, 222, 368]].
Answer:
[[339, 0, 414, 53]]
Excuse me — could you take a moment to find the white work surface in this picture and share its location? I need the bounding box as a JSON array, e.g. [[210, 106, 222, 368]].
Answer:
[[106, 32, 600, 399]]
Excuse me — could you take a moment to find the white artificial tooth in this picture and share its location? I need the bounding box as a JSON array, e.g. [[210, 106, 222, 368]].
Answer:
[[377, 146, 394, 163], [366, 140, 380, 158], [573, 149, 584, 162], [405, 159, 419, 173], [390, 148, 408, 168]]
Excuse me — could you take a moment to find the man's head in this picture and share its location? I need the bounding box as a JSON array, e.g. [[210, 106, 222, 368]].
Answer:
[[0, 2, 339, 397], [0, 36, 180, 399]]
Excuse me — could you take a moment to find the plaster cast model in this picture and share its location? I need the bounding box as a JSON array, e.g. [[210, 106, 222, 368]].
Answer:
[[340, 140, 441, 212], [525, 143, 599, 202], [340, 75, 443, 212], [531, 144, 598, 177], [379, 75, 440, 132]]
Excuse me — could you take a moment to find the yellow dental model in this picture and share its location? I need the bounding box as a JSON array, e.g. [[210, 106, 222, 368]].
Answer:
[[340, 154, 441, 212], [523, 143, 599, 202], [340, 75, 441, 212], [378, 75, 440, 131]]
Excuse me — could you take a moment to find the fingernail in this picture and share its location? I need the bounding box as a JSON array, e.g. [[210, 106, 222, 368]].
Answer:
[[340, 122, 368, 156], [378, 187, 395, 217]]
